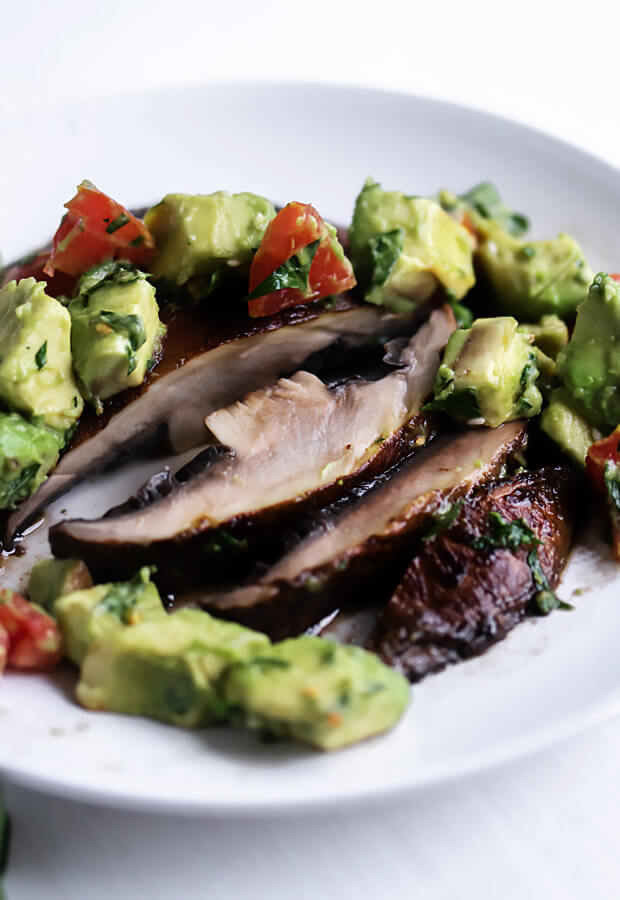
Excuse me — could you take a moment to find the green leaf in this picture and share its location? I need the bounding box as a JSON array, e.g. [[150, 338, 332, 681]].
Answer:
[[459, 182, 529, 237], [247, 240, 320, 300], [422, 498, 465, 542], [0, 462, 40, 510], [35, 341, 47, 370], [471, 510, 540, 552], [368, 228, 403, 288], [425, 387, 483, 421], [105, 212, 130, 234], [97, 310, 147, 375], [528, 548, 573, 613], [77, 260, 146, 297]]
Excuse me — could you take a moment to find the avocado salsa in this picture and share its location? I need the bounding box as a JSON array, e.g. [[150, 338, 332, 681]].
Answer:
[[0, 177, 618, 754]]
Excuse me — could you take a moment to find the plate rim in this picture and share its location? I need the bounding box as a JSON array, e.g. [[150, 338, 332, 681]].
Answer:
[[2, 79, 620, 815]]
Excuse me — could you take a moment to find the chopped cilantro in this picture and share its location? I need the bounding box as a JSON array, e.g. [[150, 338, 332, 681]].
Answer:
[[35, 341, 47, 370], [99, 566, 155, 623], [368, 228, 403, 288], [471, 510, 540, 552], [422, 498, 465, 542], [247, 240, 320, 300], [528, 549, 573, 614], [105, 213, 130, 234], [97, 310, 147, 374]]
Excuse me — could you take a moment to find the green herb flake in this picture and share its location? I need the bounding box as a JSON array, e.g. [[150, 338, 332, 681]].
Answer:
[[423, 498, 465, 542], [368, 228, 404, 288], [105, 213, 130, 234], [528, 549, 573, 614], [129, 235, 145, 247], [471, 510, 540, 553], [35, 341, 47, 370], [98, 566, 155, 624], [247, 240, 320, 301]]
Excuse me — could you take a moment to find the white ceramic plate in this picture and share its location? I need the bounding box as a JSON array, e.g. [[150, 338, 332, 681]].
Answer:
[[1, 83, 620, 816]]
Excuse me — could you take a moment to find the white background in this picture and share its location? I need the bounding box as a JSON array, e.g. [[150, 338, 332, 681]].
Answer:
[[3, 1, 620, 897]]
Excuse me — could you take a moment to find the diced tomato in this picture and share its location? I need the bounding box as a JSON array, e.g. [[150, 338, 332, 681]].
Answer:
[[586, 426, 620, 560], [247, 201, 356, 318], [0, 589, 62, 671], [43, 180, 155, 279], [0, 624, 8, 676], [611, 274, 620, 282], [1, 250, 77, 298]]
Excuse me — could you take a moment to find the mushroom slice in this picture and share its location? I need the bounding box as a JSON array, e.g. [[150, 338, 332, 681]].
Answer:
[[50, 307, 457, 587]]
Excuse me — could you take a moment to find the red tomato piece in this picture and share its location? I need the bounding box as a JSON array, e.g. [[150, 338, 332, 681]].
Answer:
[[1, 250, 77, 298], [247, 202, 356, 318], [43, 180, 155, 279], [0, 624, 8, 675], [611, 274, 620, 282], [586, 426, 620, 560], [0, 589, 63, 671]]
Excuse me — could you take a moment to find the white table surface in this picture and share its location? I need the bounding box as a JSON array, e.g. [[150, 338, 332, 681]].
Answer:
[[3, 1, 620, 897]]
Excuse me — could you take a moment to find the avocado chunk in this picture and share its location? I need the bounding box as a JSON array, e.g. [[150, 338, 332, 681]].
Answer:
[[144, 191, 276, 287], [0, 412, 65, 510], [429, 316, 542, 427], [0, 278, 84, 431], [76, 609, 271, 726], [348, 179, 475, 313], [540, 388, 599, 466], [477, 231, 592, 320], [28, 558, 93, 614], [556, 273, 620, 430], [222, 636, 411, 751], [55, 566, 166, 665], [69, 261, 165, 413], [518, 314, 569, 359]]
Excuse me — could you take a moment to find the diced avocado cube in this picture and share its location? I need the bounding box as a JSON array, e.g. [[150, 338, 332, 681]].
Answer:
[[348, 179, 475, 313], [144, 191, 276, 286], [556, 273, 620, 430], [28, 558, 93, 614], [540, 388, 599, 466], [477, 231, 592, 320], [222, 635, 411, 751], [518, 314, 569, 360], [55, 566, 166, 665], [76, 609, 271, 727], [429, 316, 543, 428], [0, 278, 84, 431], [69, 261, 165, 412], [0, 412, 65, 510]]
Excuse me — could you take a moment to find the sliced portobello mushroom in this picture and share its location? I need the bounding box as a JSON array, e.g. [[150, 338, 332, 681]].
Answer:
[[5, 296, 419, 546], [185, 421, 528, 639], [367, 465, 577, 680], [50, 306, 457, 587]]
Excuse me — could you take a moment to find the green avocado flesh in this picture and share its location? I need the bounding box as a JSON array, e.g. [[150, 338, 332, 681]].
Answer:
[[0, 278, 83, 431], [222, 636, 411, 750], [556, 273, 620, 430], [348, 179, 475, 312], [430, 316, 542, 428], [0, 412, 65, 510], [28, 558, 93, 613], [69, 261, 165, 412], [76, 608, 270, 726], [55, 567, 166, 665], [144, 191, 276, 286]]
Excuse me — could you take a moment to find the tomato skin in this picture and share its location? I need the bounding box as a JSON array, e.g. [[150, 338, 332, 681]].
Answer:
[[586, 426, 620, 560], [248, 202, 356, 318], [0, 589, 63, 671], [43, 180, 155, 279], [611, 274, 620, 282]]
